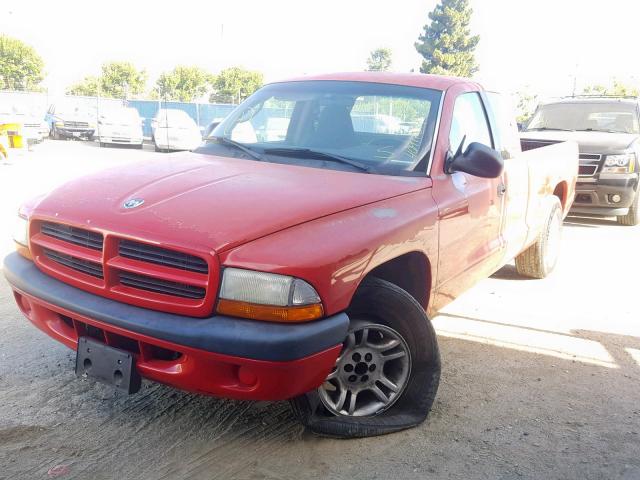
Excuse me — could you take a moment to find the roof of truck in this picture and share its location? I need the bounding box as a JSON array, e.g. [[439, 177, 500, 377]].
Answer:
[[273, 72, 478, 91]]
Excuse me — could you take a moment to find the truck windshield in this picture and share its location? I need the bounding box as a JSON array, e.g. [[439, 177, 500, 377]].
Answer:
[[526, 102, 640, 134], [196, 80, 442, 175]]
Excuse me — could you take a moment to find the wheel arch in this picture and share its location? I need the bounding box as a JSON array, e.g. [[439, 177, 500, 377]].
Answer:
[[553, 181, 568, 214], [358, 251, 432, 310]]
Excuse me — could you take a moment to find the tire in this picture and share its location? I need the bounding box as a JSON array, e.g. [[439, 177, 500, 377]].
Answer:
[[99, 142, 105, 148], [617, 191, 639, 226], [515, 197, 562, 279], [290, 277, 441, 438], [51, 126, 60, 140]]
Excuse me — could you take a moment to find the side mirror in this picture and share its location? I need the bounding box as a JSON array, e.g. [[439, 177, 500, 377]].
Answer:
[[446, 142, 504, 178]]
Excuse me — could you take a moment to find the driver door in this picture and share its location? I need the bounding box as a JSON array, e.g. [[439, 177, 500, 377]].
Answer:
[[431, 91, 504, 311]]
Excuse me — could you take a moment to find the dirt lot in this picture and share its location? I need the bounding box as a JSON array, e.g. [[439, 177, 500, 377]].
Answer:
[[0, 141, 639, 480]]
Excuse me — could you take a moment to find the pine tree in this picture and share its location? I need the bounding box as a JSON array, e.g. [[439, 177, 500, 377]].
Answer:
[[366, 48, 393, 72], [415, 0, 479, 77]]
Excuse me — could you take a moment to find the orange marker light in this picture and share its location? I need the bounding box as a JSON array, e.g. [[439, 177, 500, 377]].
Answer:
[[217, 299, 323, 323]]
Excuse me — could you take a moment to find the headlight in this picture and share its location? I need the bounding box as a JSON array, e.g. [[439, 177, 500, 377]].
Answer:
[[217, 268, 323, 322], [13, 215, 29, 246], [603, 153, 636, 173], [13, 215, 32, 260], [54, 121, 64, 127]]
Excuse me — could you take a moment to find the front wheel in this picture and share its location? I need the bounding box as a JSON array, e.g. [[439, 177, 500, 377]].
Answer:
[[617, 191, 639, 226], [290, 277, 441, 438]]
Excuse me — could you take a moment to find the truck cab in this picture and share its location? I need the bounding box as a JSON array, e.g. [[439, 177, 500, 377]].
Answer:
[[521, 96, 640, 225]]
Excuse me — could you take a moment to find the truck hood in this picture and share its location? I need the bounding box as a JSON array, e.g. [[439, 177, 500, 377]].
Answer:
[[31, 153, 428, 253], [521, 130, 638, 154]]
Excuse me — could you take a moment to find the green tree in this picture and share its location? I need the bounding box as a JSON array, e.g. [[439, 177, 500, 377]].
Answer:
[[0, 34, 44, 90], [366, 48, 393, 72], [415, 0, 479, 77], [583, 80, 639, 97], [515, 89, 539, 124], [65, 62, 147, 98], [66, 76, 100, 96], [154, 66, 213, 102], [99, 61, 147, 98], [210, 67, 263, 104]]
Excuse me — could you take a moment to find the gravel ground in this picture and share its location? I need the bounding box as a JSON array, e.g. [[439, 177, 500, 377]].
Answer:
[[0, 141, 639, 480]]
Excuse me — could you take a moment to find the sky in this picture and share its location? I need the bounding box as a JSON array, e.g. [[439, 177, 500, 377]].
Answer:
[[2, 0, 639, 99]]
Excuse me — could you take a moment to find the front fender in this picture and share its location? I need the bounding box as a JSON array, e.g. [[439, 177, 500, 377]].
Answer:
[[218, 189, 439, 315]]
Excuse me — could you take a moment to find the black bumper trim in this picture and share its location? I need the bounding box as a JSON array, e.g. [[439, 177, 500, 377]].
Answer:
[[3, 253, 349, 362]]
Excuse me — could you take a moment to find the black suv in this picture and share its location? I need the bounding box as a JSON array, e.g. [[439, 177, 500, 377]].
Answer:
[[521, 96, 640, 225]]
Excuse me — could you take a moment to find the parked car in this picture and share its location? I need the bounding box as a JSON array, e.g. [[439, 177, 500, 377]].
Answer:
[[46, 101, 96, 140], [522, 96, 640, 225], [4, 73, 578, 438], [95, 106, 143, 148], [0, 104, 47, 145], [151, 108, 201, 152]]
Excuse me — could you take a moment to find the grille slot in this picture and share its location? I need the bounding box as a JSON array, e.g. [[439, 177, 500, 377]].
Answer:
[[119, 271, 205, 299], [578, 165, 598, 176], [579, 153, 602, 161], [41, 222, 104, 250], [578, 154, 602, 177], [64, 121, 89, 128], [119, 240, 208, 274], [44, 248, 104, 278]]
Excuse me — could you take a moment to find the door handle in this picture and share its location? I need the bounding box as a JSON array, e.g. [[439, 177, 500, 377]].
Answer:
[[497, 183, 507, 196]]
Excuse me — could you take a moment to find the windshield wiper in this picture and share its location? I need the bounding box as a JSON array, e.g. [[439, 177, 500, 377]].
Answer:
[[210, 136, 264, 162], [263, 147, 372, 173], [576, 128, 629, 134], [526, 127, 575, 132]]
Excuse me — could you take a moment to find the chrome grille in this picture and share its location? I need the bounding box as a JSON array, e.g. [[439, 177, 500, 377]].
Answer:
[[578, 153, 602, 177], [64, 121, 89, 128]]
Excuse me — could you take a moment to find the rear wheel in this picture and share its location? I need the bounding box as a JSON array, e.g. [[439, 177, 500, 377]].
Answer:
[[515, 197, 562, 279], [290, 277, 440, 438], [51, 125, 60, 140], [617, 191, 639, 226]]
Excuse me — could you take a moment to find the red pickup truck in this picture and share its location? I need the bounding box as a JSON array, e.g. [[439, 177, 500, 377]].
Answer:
[[4, 73, 578, 438]]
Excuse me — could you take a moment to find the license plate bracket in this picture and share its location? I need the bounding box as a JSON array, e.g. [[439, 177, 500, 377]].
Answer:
[[75, 337, 141, 394]]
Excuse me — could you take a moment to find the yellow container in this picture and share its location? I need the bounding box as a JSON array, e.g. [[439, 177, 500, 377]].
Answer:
[[0, 131, 9, 160], [0, 122, 24, 149]]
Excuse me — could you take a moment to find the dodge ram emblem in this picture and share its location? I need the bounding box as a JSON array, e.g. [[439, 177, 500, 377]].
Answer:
[[123, 198, 144, 209]]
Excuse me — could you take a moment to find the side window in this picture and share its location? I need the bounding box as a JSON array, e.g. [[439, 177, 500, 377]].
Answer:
[[449, 92, 492, 154]]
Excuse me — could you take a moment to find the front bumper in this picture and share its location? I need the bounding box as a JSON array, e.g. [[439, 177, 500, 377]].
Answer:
[[3, 253, 347, 400], [99, 136, 143, 145], [571, 174, 639, 216]]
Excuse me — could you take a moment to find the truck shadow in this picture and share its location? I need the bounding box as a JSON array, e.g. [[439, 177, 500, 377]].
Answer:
[[4, 313, 640, 480], [564, 215, 618, 228]]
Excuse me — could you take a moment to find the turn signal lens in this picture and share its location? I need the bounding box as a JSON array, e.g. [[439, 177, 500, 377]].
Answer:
[[15, 242, 33, 260], [216, 299, 324, 323]]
